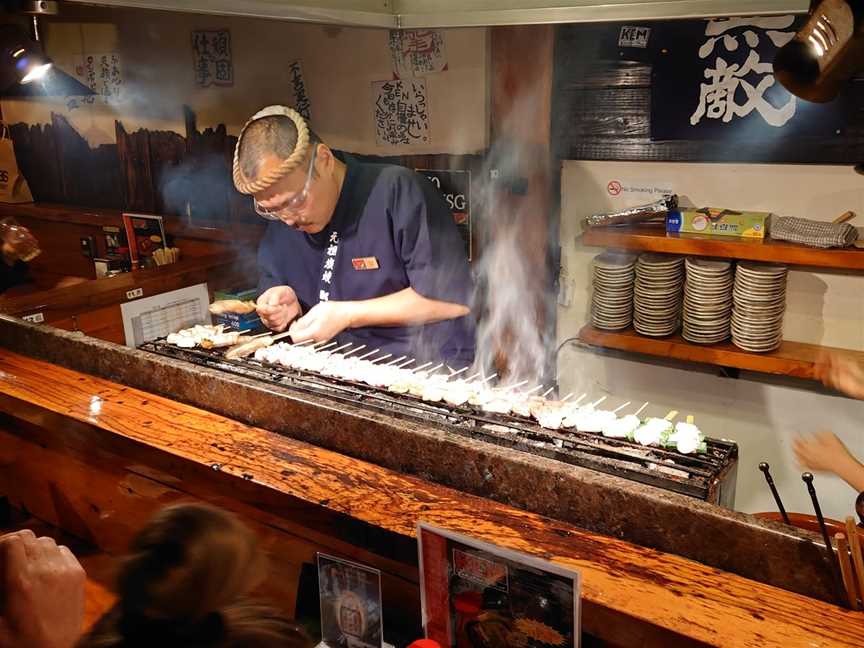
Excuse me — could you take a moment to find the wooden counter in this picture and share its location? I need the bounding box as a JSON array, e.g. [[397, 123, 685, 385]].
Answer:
[[0, 349, 861, 647]]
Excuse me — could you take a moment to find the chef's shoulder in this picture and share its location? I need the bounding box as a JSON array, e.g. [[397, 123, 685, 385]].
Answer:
[[370, 163, 450, 218]]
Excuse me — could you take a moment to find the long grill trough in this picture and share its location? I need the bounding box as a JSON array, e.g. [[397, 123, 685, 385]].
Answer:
[[139, 338, 738, 503]]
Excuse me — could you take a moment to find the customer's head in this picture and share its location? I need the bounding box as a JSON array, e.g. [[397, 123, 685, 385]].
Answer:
[[78, 503, 310, 648], [116, 502, 261, 619]]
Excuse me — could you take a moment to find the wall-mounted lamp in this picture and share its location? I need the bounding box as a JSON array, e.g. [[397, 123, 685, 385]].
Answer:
[[774, 0, 864, 103], [0, 23, 50, 89]]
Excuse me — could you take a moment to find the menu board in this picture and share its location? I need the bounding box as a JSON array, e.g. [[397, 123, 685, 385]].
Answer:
[[418, 523, 580, 648], [121, 283, 210, 347]]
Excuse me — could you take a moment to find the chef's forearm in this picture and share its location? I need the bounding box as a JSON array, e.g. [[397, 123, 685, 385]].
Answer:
[[344, 288, 469, 328]]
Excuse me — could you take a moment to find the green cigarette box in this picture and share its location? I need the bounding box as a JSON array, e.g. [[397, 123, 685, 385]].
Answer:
[[666, 208, 771, 239]]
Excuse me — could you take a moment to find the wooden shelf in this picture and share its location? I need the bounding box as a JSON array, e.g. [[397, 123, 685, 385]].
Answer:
[[580, 226, 864, 271], [578, 325, 864, 380]]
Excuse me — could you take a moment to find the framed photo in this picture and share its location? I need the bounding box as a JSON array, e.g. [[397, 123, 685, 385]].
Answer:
[[317, 553, 384, 648], [418, 522, 581, 648], [122, 212, 167, 266]]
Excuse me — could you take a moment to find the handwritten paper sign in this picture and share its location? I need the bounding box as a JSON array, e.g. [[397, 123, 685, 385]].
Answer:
[[69, 53, 122, 109], [191, 29, 233, 87], [289, 60, 311, 120], [389, 29, 447, 78], [373, 78, 431, 147]]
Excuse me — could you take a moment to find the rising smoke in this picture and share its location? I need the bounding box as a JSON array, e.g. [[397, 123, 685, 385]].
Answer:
[[470, 88, 557, 387]]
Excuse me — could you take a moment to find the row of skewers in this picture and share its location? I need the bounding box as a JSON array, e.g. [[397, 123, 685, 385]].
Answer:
[[163, 323, 708, 455]]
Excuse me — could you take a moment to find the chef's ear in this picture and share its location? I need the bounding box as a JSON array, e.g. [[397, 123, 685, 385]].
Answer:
[[315, 143, 335, 171]]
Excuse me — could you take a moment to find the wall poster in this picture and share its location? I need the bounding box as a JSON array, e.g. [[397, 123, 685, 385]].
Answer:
[[389, 29, 447, 78], [416, 169, 471, 260]]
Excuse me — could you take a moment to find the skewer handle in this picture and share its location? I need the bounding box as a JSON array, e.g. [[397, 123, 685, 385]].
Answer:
[[836, 533, 860, 609], [758, 462, 790, 525], [845, 516, 864, 608], [803, 472, 847, 605]]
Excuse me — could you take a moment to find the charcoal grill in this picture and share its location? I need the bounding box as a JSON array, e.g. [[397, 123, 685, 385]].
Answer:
[[140, 339, 738, 504]]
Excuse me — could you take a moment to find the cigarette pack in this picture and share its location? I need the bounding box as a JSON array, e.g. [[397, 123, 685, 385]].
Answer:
[[666, 208, 771, 239]]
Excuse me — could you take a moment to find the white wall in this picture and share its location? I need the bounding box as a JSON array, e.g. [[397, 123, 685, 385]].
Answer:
[[558, 160, 864, 520], [1, 8, 488, 154]]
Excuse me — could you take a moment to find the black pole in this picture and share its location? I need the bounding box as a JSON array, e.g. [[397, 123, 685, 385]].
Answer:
[[803, 472, 846, 605], [758, 462, 790, 524]]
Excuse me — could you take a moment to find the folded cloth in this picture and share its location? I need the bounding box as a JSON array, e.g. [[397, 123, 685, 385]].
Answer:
[[770, 215, 858, 248]]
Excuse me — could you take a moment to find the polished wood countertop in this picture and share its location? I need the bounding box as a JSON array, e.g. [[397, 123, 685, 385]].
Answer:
[[0, 349, 861, 647]]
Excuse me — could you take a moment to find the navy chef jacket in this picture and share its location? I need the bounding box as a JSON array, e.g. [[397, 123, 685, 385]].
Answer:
[[257, 152, 476, 366]]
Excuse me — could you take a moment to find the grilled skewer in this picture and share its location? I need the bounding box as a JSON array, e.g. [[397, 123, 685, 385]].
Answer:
[[209, 299, 258, 315], [225, 331, 292, 360]]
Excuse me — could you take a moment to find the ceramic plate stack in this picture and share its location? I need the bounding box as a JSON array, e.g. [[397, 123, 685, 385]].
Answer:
[[732, 262, 788, 352], [682, 258, 733, 344], [633, 253, 684, 337], [591, 251, 636, 330]]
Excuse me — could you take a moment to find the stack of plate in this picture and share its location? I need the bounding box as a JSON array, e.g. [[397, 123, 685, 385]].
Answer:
[[633, 253, 684, 337], [732, 262, 788, 352], [682, 258, 733, 344], [591, 252, 636, 330]]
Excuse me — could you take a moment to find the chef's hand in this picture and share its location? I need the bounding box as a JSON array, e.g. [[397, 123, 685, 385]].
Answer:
[[288, 300, 357, 343], [0, 529, 86, 648], [815, 351, 864, 400], [256, 285, 302, 332], [794, 431, 864, 492]]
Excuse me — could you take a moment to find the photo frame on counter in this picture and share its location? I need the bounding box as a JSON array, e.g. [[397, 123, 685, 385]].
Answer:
[[122, 212, 167, 266], [317, 553, 384, 648], [417, 522, 581, 648]]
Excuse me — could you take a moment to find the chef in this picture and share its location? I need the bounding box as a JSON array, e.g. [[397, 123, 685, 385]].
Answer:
[[232, 105, 475, 366]]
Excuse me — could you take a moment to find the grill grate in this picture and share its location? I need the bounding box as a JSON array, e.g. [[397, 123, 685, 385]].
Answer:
[[140, 339, 738, 501]]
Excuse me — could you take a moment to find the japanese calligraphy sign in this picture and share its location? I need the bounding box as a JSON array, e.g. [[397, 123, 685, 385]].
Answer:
[[191, 29, 233, 87], [373, 78, 431, 147], [651, 15, 845, 140], [69, 53, 123, 109], [288, 60, 311, 120], [389, 29, 447, 78]]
